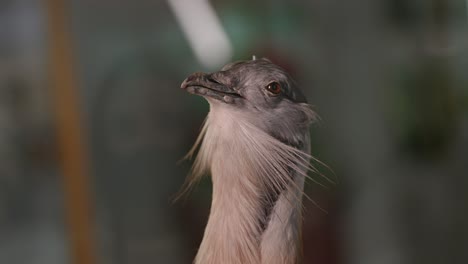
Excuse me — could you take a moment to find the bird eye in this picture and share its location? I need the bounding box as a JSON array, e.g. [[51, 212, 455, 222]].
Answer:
[[266, 82, 281, 95]]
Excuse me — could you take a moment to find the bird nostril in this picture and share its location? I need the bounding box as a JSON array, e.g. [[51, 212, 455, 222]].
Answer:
[[207, 76, 221, 85]]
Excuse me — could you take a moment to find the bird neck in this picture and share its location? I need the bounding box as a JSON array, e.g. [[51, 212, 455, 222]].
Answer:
[[192, 109, 309, 264], [196, 174, 304, 264]]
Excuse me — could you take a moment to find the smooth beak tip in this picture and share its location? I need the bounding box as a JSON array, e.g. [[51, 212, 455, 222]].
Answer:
[[180, 78, 188, 89], [181, 72, 205, 90]]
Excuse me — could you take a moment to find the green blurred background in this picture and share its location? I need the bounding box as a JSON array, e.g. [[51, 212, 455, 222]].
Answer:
[[1, 0, 467, 263]]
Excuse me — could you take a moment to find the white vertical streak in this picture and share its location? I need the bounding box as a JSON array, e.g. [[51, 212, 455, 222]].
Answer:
[[167, 0, 233, 69]]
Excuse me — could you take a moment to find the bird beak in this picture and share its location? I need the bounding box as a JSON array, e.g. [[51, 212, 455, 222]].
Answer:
[[181, 72, 242, 103]]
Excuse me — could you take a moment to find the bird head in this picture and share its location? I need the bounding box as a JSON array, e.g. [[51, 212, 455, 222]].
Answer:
[[181, 58, 316, 146]]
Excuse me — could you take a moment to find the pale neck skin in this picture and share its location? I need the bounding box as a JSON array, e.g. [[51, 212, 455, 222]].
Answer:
[[193, 104, 310, 264]]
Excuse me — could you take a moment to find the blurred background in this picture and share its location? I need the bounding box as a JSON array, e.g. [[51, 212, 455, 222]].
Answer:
[[1, 0, 468, 263]]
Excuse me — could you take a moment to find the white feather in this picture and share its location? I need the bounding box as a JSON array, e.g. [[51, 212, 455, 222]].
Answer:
[[183, 101, 317, 264]]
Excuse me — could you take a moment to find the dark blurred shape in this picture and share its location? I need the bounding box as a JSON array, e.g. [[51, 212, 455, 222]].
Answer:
[[395, 57, 458, 159], [386, 0, 421, 29]]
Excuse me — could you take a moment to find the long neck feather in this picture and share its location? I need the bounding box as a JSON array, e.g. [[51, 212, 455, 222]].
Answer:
[[189, 105, 312, 264]]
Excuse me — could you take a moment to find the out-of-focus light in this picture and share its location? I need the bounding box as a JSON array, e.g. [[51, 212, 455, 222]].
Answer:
[[168, 0, 233, 69]]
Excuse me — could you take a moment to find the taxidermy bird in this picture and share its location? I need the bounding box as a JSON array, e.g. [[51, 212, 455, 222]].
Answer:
[[180, 57, 318, 264]]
